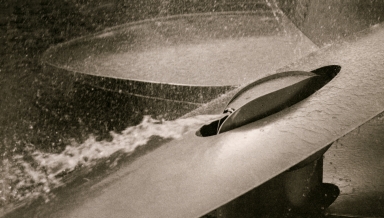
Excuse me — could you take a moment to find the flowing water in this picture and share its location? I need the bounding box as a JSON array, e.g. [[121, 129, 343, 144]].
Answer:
[[0, 114, 222, 209], [2, 1, 308, 212], [3, 1, 384, 216]]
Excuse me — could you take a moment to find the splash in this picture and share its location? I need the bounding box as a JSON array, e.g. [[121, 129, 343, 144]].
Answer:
[[0, 114, 222, 208]]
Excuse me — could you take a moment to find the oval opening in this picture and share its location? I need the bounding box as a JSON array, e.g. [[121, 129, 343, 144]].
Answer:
[[196, 65, 341, 137]]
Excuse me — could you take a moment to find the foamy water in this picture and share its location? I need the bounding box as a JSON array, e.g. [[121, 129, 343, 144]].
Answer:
[[1, 114, 222, 207]]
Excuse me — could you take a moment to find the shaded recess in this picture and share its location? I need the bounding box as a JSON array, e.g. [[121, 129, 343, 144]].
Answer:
[[197, 65, 340, 137]]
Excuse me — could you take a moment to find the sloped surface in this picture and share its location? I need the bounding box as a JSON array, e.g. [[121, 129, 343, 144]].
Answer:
[[28, 23, 384, 218]]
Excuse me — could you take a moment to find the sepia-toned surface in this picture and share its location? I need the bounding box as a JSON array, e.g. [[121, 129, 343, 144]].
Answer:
[[5, 18, 384, 218], [1, 0, 384, 217]]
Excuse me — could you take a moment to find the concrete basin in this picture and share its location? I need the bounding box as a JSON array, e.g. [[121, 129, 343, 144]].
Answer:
[[41, 10, 317, 104], [4, 1, 384, 218], [6, 21, 384, 218]]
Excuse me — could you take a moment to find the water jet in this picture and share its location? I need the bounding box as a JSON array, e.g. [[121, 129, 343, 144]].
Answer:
[[6, 1, 384, 218]]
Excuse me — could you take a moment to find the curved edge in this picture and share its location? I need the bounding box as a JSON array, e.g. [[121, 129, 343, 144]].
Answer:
[[41, 10, 273, 69], [224, 71, 315, 107]]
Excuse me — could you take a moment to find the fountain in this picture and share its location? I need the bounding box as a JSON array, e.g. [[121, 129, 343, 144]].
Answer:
[[3, 1, 384, 218]]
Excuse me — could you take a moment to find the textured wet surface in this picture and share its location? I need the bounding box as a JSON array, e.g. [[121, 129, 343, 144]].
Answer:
[[324, 117, 384, 217], [43, 13, 317, 86], [1, 0, 384, 217]]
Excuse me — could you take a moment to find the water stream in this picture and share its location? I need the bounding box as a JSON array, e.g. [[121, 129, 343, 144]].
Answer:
[[1, 114, 222, 208], [0, 0, 317, 211]]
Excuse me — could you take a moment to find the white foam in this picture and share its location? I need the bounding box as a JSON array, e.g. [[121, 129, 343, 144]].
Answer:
[[1, 114, 222, 206]]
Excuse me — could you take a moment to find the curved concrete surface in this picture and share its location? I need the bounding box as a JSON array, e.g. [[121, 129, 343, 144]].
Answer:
[[278, 0, 384, 46], [218, 69, 337, 133], [324, 117, 384, 217], [3, 1, 384, 218], [41, 11, 317, 103], [5, 22, 384, 218]]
